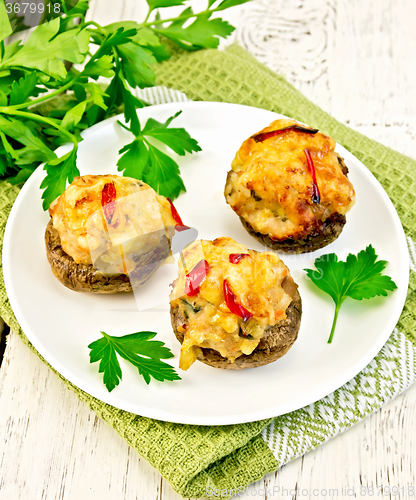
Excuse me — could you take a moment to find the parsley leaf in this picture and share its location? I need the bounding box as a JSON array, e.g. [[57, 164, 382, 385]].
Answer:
[[215, 0, 252, 10], [88, 331, 181, 391], [99, 27, 138, 52], [82, 54, 114, 79], [61, 101, 87, 130], [117, 138, 149, 179], [8, 165, 37, 185], [304, 245, 397, 343], [40, 147, 79, 210], [119, 78, 143, 136], [0, 130, 18, 159], [147, 0, 186, 10], [117, 43, 157, 88], [0, 115, 56, 161], [9, 72, 43, 105], [142, 111, 201, 156], [0, 1, 13, 43], [66, 0, 91, 19], [1, 20, 90, 79], [105, 23, 166, 57], [86, 73, 124, 126], [146, 143, 186, 198], [0, 40, 21, 62], [155, 10, 234, 50], [88, 333, 122, 392], [117, 111, 201, 199], [84, 82, 108, 110]]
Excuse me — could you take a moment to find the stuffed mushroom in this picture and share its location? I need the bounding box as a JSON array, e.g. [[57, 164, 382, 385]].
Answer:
[[45, 174, 182, 293], [224, 119, 356, 253], [169, 237, 302, 370]]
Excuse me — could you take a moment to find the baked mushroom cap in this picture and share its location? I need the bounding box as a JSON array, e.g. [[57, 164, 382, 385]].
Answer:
[[45, 220, 170, 293], [224, 119, 356, 253], [239, 213, 346, 254], [171, 288, 302, 369], [45, 174, 176, 293], [169, 237, 302, 370]]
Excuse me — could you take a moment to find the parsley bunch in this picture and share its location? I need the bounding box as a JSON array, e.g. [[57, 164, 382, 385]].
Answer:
[[0, 0, 251, 209]]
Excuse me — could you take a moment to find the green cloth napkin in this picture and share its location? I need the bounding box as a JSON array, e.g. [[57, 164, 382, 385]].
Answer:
[[1, 45, 416, 499]]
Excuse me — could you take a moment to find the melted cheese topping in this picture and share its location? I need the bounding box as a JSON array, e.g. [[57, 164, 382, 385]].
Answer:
[[169, 237, 294, 370], [224, 119, 356, 240], [49, 175, 176, 270]]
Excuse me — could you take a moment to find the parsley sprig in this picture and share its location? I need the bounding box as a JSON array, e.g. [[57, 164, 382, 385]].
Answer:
[[88, 331, 181, 392], [117, 111, 201, 199], [304, 245, 398, 343], [0, 0, 251, 209]]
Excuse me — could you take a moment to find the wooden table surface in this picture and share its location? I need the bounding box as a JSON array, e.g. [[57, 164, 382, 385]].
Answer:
[[1, 1, 416, 499]]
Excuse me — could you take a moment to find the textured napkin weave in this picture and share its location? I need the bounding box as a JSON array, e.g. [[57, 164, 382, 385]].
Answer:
[[1, 44, 416, 499]]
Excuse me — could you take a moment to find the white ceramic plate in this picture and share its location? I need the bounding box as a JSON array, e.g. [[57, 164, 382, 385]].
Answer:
[[3, 102, 409, 425]]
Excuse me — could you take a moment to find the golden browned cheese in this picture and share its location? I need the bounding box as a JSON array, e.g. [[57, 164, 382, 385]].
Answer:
[[224, 119, 356, 240], [170, 237, 294, 370], [49, 175, 176, 269]]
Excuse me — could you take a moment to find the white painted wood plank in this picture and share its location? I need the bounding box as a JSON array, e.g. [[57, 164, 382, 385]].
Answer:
[[0, 333, 178, 500], [1, 1, 416, 499], [255, 385, 416, 498], [86, 0, 148, 27], [2, 329, 415, 499], [234, 0, 416, 153]]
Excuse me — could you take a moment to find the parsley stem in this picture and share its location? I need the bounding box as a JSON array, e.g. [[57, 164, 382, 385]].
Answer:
[[58, 0, 68, 15], [83, 20, 107, 33], [143, 9, 151, 23], [8, 75, 80, 111], [0, 108, 78, 146], [117, 120, 132, 133], [142, 8, 214, 27], [328, 302, 341, 344], [7, 35, 107, 112]]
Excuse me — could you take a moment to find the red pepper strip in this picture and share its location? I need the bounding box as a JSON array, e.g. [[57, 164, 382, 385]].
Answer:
[[229, 253, 250, 264], [223, 279, 253, 322], [303, 149, 321, 204], [167, 197, 190, 232], [101, 182, 117, 225], [252, 125, 319, 143], [185, 259, 210, 297]]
